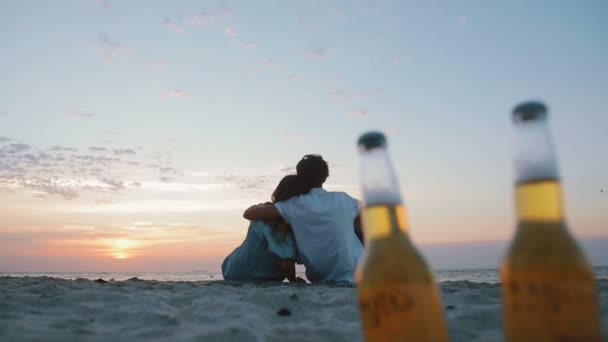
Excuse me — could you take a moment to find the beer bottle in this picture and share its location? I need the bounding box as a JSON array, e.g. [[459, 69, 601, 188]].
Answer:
[[501, 101, 603, 341], [356, 131, 448, 341]]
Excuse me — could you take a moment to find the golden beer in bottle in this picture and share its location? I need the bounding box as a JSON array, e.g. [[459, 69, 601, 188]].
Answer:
[[356, 131, 448, 341], [500, 102, 603, 341]]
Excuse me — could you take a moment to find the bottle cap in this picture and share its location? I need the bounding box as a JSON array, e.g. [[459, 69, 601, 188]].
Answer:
[[358, 131, 386, 150], [513, 101, 548, 123]]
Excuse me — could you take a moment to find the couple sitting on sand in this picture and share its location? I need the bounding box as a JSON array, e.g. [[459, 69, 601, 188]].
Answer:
[[222, 155, 364, 284]]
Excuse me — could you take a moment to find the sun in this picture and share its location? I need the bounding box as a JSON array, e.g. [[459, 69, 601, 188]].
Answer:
[[114, 252, 128, 259], [112, 239, 135, 259]]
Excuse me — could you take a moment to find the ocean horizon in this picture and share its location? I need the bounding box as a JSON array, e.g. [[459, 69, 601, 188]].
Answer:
[[3, 266, 607, 283]]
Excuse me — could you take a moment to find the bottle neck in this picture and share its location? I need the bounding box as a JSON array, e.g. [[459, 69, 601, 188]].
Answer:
[[513, 120, 564, 223], [359, 147, 409, 241], [360, 148, 402, 205]]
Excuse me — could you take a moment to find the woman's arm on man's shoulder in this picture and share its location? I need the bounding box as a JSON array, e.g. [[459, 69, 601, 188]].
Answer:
[[243, 203, 281, 221]]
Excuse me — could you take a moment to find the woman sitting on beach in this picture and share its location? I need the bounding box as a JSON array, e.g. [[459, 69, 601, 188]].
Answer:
[[221, 175, 309, 282]]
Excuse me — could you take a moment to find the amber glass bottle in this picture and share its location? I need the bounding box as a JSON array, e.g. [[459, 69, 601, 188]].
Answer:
[[500, 102, 602, 341], [356, 131, 448, 341]]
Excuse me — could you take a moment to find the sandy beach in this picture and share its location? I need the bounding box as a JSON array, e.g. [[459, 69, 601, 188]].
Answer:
[[0, 277, 606, 341]]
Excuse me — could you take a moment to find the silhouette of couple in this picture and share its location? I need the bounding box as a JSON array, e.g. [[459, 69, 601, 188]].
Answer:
[[222, 155, 364, 284]]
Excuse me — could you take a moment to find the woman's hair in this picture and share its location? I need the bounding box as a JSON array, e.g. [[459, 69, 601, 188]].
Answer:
[[268, 175, 309, 241], [271, 175, 310, 203]]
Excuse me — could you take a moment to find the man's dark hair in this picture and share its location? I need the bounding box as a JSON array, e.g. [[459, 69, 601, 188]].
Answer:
[[296, 154, 329, 188]]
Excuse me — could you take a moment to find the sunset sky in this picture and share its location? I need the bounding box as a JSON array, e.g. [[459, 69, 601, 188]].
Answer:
[[1, 0, 607, 272]]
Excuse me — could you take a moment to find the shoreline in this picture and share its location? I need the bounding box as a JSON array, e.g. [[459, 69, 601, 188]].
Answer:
[[2, 266, 606, 283]]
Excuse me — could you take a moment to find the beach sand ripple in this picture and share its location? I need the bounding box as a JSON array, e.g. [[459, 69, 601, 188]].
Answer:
[[0, 277, 606, 341]]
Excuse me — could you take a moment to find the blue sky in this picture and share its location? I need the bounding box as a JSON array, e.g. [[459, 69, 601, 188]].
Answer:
[[0, 0, 607, 271]]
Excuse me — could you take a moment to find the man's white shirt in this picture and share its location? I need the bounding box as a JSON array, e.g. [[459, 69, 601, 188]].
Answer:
[[275, 188, 363, 283]]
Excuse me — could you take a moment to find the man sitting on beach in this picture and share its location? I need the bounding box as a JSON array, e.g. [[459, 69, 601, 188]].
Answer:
[[244, 155, 364, 284]]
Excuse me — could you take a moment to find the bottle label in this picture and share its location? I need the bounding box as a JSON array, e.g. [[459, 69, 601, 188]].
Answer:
[[515, 180, 563, 222], [502, 271, 602, 341], [358, 283, 448, 341]]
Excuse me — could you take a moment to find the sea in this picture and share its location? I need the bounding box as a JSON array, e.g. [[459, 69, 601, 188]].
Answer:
[[2, 267, 607, 283]]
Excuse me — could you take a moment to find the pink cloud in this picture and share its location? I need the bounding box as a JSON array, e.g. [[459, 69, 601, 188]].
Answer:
[[360, 87, 384, 100], [310, 48, 332, 60], [224, 27, 238, 37], [330, 89, 350, 103], [189, 11, 213, 26], [142, 74, 161, 86], [97, 35, 127, 63], [113, 149, 136, 156], [89, 146, 108, 153], [248, 59, 279, 76], [188, 5, 233, 31], [263, 59, 278, 68], [0, 138, 184, 200], [362, 0, 400, 28], [160, 89, 188, 99], [152, 58, 169, 69], [163, 18, 185, 33], [94, 0, 110, 9], [218, 5, 234, 20], [284, 74, 297, 81], [456, 16, 468, 27], [363, 0, 397, 15], [243, 42, 258, 50], [316, 74, 340, 86], [349, 109, 369, 117]]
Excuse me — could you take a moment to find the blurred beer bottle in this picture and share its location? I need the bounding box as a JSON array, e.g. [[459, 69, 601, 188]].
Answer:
[[501, 101, 602, 341], [356, 131, 448, 341]]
